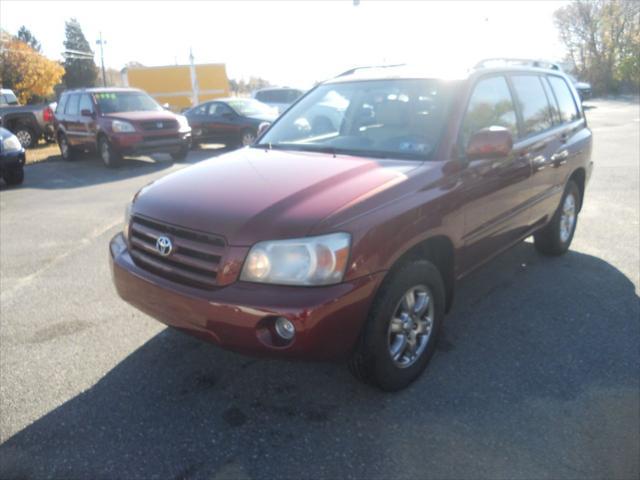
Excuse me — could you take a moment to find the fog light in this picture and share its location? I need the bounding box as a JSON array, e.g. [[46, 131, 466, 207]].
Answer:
[[274, 317, 295, 340]]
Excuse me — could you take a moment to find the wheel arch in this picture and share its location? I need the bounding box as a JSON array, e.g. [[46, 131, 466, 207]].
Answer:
[[389, 235, 456, 313], [568, 167, 586, 212]]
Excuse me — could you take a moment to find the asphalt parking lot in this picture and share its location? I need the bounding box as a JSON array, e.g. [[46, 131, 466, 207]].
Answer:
[[0, 98, 638, 479]]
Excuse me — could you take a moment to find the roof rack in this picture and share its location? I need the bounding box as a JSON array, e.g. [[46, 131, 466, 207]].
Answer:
[[337, 64, 406, 77], [474, 58, 561, 71]]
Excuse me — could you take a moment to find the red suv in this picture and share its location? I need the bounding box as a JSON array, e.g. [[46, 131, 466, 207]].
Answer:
[[55, 88, 191, 167], [110, 62, 593, 390]]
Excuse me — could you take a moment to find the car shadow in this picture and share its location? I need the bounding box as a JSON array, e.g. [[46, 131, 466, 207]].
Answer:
[[0, 243, 638, 479], [0, 146, 231, 191]]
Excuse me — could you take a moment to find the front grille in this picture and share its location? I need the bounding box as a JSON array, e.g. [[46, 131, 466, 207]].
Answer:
[[141, 133, 180, 142], [129, 215, 225, 289], [140, 119, 178, 131]]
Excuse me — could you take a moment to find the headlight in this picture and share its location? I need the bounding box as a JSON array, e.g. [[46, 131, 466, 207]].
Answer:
[[240, 233, 351, 286], [123, 202, 133, 243], [112, 120, 135, 133], [176, 115, 191, 133], [2, 134, 22, 152]]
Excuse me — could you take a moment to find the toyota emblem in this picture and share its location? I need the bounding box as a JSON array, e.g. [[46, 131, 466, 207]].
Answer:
[[155, 235, 173, 257], [156, 121, 163, 129]]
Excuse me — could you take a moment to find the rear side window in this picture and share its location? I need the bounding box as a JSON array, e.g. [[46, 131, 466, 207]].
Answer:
[[65, 94, 80, 115], [56, 95, 68, 114], [548, 76, 580, 123], [510, 75, 554, 137], [461, 76, 517, 146], [79, 94, 93, 113]]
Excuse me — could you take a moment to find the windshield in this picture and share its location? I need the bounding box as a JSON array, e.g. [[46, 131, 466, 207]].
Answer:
[[227, 98, 275, 117], [257, 79, 454, 160], [94, 91, 162, 114]]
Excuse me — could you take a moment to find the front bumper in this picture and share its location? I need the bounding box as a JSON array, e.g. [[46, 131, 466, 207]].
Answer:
[[110, 131, 191, 155], [0, 149, 26, 172], [110, 233, 384, 361]]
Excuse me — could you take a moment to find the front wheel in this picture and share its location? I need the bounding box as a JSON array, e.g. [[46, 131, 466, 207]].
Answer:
[[349, 260, 445, 391], [534, 180, 580, 255], [3, 166, 24, 185], [98, 136, 121, 168]]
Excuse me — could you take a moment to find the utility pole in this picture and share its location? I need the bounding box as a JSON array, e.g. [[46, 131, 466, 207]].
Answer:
[[96, 32, 107, 87]]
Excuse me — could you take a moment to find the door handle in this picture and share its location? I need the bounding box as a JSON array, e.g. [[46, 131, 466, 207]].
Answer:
[[532, 154, 548, 171], [551, 149, 569, 165]]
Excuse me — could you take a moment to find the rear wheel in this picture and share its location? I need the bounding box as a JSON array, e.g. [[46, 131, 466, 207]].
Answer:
[[98, 135, 121, 168], [58, 133, 77, 161], [14, 126, 36, 149], [3, 166, 24, 185], [349, 260, 445, 391], [534, 180, 580, 255]]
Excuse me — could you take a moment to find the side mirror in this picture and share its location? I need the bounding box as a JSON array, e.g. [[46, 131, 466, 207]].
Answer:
[[465, 126, 513, 160], [80, 109, 94, 118], [257, 122, 271, 137], [162, 103, 171, 111]]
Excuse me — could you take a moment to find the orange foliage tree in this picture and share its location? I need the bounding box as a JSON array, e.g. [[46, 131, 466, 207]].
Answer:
[[0, 38, 64, 104]]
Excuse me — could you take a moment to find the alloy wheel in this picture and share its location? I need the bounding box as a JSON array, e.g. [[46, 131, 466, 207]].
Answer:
[[559, 192, 576, 243], [387, 285, 435, 368]]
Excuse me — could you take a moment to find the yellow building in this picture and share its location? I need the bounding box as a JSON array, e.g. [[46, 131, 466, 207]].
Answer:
[[122, 63, 230, 111]]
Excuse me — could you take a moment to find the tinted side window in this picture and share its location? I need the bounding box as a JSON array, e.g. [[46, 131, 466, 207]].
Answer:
[[548, 76, 580, 123], [56, 95, 68, 114], [510, 75, 554, 137], [191, 104, 207, 115], [79, 94, 93, 113], [255, 91, 272, 103], [215, 104, 233, 116], [540, 76, 561, 124], [462, 76, 517, 146], [65, 94, 80, 115]]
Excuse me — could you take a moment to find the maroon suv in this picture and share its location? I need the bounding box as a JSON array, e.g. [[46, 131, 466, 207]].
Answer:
[[54, 88, 191, 167], [110, 63, 593, 390]]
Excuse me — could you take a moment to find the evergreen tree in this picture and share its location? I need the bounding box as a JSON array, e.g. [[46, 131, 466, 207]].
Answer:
[[62, 18, 97, 88], [17, 26, 41, 52]]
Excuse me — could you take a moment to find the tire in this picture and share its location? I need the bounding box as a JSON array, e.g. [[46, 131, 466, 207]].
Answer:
[[171, 145, 189, 161], [534, 180, 580, 256], [3, 166, 24, 186], [349, 259, 445, 391], [239, 129, 256, 148], [14, 126, 36, 149], [98, 135, 121, 168], [58, 133, 77, 161]]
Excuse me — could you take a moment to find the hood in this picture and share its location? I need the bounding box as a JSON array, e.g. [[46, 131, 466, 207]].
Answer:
[[132, 147, 420, 246], [101, 110, 179, 122]]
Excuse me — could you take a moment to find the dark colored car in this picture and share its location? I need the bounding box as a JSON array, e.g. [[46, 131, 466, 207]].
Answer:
[[0, 127, 26, 185], [111, 63, 593, 391], [185, 98, 277, 148], [0, 88, 56, 149], [54, 88, 191, 167], [567, 74, 592, 101]]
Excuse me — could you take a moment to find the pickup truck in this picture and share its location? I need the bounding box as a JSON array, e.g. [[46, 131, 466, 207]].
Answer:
[[0, 88, 55, 149]]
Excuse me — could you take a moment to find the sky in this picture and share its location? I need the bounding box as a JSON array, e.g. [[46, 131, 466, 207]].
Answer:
[[1, 0, 568, 88]]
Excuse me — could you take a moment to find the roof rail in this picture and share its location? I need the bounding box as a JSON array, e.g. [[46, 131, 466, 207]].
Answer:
[[337, 63, 406, 77], [474, 58, 561, 71]]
